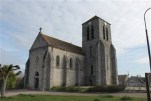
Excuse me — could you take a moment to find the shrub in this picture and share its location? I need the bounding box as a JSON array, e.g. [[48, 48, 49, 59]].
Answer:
[[51, 86, 66, 91], [51, 86, 82, 92], [15, 77, 24, 89], [120, 96, 133, 101], [86, 85, 125, 93], [51, 85, 125, 93], [65, 86, 81, 92]]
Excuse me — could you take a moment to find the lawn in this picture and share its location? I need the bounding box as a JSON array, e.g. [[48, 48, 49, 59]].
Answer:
[[0, 94, 147, 101]]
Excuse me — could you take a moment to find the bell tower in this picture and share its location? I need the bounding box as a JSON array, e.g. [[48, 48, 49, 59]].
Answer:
[[82, 16, 118, 85]]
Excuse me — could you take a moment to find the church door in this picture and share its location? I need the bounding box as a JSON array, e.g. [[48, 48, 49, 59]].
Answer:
[[34, 72, 39, 89], [35, 78, 39, 89]]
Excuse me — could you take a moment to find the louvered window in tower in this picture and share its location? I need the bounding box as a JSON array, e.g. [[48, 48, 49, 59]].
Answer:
[[91, 25, 94, 39], [90, 46, 92, 57], [91, 65, 93, 75], [103, 25, 105, 39], [87, 27, 89, 40], [106, 27, 108, 41]]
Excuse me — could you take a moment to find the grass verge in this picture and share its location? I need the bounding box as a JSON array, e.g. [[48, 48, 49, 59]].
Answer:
[[0, 94, 146, 101]]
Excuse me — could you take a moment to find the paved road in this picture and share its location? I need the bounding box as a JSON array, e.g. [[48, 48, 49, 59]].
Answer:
[[5, 89, 148, 98]]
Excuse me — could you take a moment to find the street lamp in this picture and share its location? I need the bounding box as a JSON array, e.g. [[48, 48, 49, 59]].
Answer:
[[144, 7, 151, 72], [144, 7, 151, 101]]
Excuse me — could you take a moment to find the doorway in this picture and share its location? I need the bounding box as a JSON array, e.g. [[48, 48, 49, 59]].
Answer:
[[34, 72, 39, 89], [35, 78, 39, 89]]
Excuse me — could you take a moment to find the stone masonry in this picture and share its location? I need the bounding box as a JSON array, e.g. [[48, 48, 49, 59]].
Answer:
[[24, 16, 118, 90]]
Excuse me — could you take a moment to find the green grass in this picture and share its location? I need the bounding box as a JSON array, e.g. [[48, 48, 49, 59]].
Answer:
[[0, 94, 146, 101], [120, 96, 134, 101]]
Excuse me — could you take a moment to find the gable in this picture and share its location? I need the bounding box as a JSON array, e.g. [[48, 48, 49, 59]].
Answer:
[[30, 33, 48, 50]]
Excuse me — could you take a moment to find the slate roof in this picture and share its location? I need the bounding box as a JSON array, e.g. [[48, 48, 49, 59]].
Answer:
[[139, 77, 145, 83], [41, 33, 83, 55], [129, 76, 146, 83]]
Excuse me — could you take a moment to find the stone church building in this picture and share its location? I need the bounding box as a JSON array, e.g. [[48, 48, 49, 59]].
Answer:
[[24, 16, 118, 90]]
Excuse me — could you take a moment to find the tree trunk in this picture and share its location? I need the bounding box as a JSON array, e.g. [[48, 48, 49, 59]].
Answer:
[[1, 78, 7, 97]]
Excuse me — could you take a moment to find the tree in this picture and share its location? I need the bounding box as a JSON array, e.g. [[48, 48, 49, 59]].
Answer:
[[0, 64, 21, 97], [6, 72, 17, 89]]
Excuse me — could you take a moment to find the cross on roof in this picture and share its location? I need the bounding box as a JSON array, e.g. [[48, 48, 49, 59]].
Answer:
[[39, 27, 42, 33]]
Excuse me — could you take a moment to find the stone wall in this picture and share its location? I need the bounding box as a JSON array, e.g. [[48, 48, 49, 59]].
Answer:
[[28, 47, 48, 90], [82, 16, 118, 86], [50, 47, 84, 87], [25, 16, 118, 90]]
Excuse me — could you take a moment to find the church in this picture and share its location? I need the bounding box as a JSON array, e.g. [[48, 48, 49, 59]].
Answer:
[[24, 16, 118, 90]]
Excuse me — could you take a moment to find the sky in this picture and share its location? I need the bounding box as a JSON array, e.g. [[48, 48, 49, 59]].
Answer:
[[0, 0, 151, 77]]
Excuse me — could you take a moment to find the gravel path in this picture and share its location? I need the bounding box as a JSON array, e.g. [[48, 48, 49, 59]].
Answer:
[[5, 89, 148, 98]]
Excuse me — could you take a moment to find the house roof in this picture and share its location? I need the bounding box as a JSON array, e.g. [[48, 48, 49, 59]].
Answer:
[[129, 76, 146, 83], [41, 33, 83, 55], [82, 15, 111, 25], [118, 75, 128, 81], [139, 77, 145, 83]]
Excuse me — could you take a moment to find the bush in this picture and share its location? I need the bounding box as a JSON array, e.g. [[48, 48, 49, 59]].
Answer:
[[51, 86, 82, 92], [6, 72, 17, 89], [86, 85, 125, 93], [120, 96, 133, 101], [51, 85, 125, 93], [51, 86, 66, 91], [15, 77, 24, 89]]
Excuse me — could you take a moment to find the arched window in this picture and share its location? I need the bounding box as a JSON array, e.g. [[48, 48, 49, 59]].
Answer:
[[91, 25, 94, 39], [103, 25, 105, 39], [106, 27, 108, 40], [35, 72, 39, 76], [87, 27, 89, 40], [56, 55, 60, 67], [91, 65, 93, 75], [87, 33, 89, 40], [70, 58, 73, 69]]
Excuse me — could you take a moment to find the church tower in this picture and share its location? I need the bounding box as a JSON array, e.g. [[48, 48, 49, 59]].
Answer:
[[82, 16, 118, 86]]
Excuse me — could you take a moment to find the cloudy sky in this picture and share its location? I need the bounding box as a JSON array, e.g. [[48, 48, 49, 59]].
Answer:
[[0, 0, 151, 76]]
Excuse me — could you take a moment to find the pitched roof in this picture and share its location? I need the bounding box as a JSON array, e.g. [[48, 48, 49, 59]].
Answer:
[[82, 15, 111, 25], [129, 76, 146, 83], [118, 75, 128, 81], [138, 77, 145, 83], [41, 33, 83, 55]]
